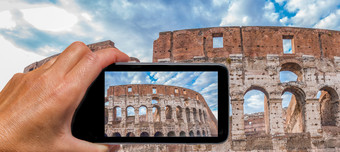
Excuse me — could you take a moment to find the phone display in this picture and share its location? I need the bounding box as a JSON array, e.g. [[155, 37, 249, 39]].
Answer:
[[104, 71, 218, 138], [72, 63, 229, 143]]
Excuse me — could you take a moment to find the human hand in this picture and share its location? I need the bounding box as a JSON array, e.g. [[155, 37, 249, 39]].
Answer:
[[0, 42, 129, 152]]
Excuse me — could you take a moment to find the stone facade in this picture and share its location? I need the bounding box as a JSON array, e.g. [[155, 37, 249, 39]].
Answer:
[[104, 84, 217, 137], [153, 26, 340, 151]]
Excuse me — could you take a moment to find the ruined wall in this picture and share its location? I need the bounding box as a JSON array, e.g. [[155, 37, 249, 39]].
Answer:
[[105, 84, 217, 137], [154, 26, 340, 151]]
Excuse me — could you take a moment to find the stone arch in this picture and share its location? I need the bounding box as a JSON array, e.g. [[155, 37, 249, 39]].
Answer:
[[152, 97, 159, 104], [140, 132, 150, 137], [165, 105, 172, 120], [180, 131, 186, 137], [167, 131, 176, 137], [197, 130, 201, 136], [186, 108, 190, 122], [244, 85, 270, 135], [152, 105, 161, 122], [203, 110, 207, 123], [126, 106, 135, 123], [318, 86, 339, 126], [112, 132, 121, 137], [199, 109, 203, 122], [282, 86, 306, 133], [113, 106, 122, 124], [189, 131, 194, 137], [176, 106, 183, 120], [139, 105, 148, 122], [126, 132, 135, 137], [193, 108, 198, 122], [279, 62, 303, 81], [154, 131, 164, 137], [202, 130, 206, 136]]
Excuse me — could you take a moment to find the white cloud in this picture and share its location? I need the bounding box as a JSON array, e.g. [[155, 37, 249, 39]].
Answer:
[[21, 6, 78, 32], [286, 0, 340, 27], [0, 35, 45, 91], [281, 92, 293, 107], [314, 9, 340, 29], [247, 94, 264, 109], [0, 11, 16, 29]]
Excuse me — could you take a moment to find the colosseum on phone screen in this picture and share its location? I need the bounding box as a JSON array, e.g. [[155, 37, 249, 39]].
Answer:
[[104, 71, 218, 137]]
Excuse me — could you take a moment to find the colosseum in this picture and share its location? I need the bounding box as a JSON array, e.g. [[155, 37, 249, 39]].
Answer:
[[24, 26, 340, 151], [104, 84, 217, 137]]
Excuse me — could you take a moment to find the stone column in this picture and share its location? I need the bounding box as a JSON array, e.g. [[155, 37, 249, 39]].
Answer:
[[231, 98, 245, 140], [108, 108, 113, 125], [195, 109, 200, 124], [305, 98, 322, 137], [337, 100, 340, 127], [135, 108, 139, 124], [172, 106, 177, 123], [121, 108, 126, 125], [189, 109, 194, 123], [269, 98, 284, 135], [182, 108, 187, 123], [161, 107, 166, 123], [147, 107, 153, 123]]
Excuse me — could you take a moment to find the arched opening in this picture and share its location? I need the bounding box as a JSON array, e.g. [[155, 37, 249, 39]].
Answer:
[[280, 62, 303, 82], [176, 106, 183, 120], [244, 86, 269, 135], [126, 132, 135, 137], [105, 107, 108, 124], [203, 110, 208, 123], [139, 106, 147, 122], [152, 106, 161, 122], [199, 109, 203, 122], [154, 131, 164, 137], [167, 131, 176, 137], [152, 99, 158, 104], [126, 106, 135, 123], [113, 106, 122, 124], [112, 132, 121, 137], [193, 108, 198, 122], [197, 130, 201, 136], [189, 131, 194, 137], [186, 108, 190, 122], [180, 131, 186, 137], [140, 132, 149, 137], [202, 130, 206, 136], [318, 86, 339, 127], [282, 86, 306, 133], [165, 105, 172, 120]]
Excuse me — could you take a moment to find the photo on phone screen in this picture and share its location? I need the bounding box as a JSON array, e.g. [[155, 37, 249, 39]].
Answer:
[[104, 71, 218, 137]]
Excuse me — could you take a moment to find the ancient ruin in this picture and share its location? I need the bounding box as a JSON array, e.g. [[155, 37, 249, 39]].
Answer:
[[104, 84, 217, 137], [24, 26, 340, 151]]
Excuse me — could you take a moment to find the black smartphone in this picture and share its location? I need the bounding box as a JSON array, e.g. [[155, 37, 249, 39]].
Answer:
[[71, 63, 229, 143]]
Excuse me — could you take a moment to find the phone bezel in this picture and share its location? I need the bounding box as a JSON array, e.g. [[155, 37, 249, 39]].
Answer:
[[71, 63, 229, 143]]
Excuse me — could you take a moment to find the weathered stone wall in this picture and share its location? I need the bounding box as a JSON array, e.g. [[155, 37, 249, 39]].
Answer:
[[105, 84, 217, 137], [153, 26, 340, 151]]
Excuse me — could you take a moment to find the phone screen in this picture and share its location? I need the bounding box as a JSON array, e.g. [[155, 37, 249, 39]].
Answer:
[[104, 71, 218, 137]]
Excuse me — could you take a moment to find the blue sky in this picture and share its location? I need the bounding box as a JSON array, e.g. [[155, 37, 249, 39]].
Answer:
[[105, 71, 218, 119], [0, 0, 339, 114]]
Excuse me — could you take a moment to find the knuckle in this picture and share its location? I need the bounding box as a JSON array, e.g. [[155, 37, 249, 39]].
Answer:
[[71, 41, 86, 47], [84, 51, 99, 63]]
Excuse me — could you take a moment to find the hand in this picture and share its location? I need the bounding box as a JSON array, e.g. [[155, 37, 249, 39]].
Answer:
[[0, 42, 129, 152]]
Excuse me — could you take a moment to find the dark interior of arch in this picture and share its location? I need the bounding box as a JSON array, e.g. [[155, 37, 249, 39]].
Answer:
[[319, 87, 339, 126]]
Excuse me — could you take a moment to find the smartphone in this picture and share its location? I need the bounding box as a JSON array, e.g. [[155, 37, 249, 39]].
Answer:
[[71, 63, 229, 143]]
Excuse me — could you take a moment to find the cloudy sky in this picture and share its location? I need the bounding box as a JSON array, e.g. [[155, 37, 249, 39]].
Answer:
[[105, 71, 218, 119], [0, 0, 339, 114]]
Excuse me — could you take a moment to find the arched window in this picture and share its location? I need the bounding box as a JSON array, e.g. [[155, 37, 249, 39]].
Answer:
[[176, 106, 183, 120], [139, 106, 147, 122], [152, 106, 161, 122], [165, 106, 172, 120], [167, 131, 175, 137]]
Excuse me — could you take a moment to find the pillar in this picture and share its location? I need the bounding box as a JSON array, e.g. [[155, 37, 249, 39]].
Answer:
[[231, 98, 245, 140], [172, 106, 177, 123], [269, 98, 284, 135], [161, 107, 166, 123], [108, 108, 113, 125], [182, 108, 187, 123], [121, 108, 126, 125], [305, 98, 322, 137], [135, 108, 139, 124], [189, 109, 194, 123], [147, 107, 153, 123]]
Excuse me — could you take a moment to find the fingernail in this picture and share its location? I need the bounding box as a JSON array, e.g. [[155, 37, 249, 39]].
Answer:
[[98, 145, 109, 152]]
